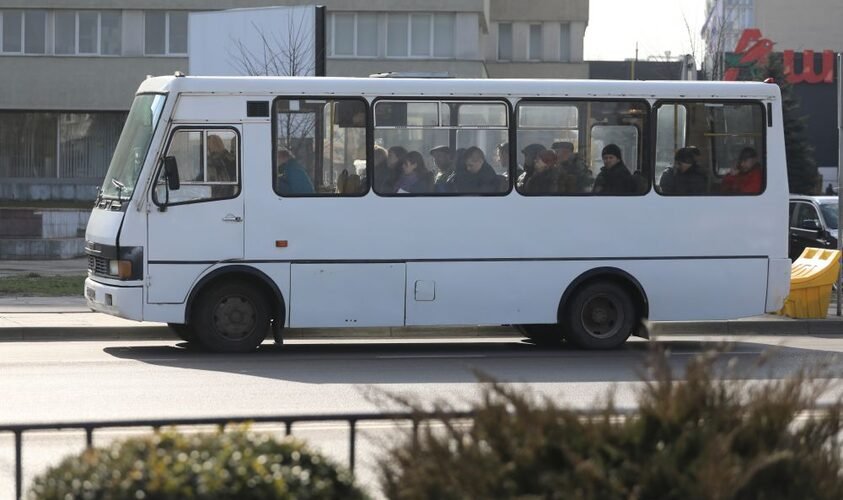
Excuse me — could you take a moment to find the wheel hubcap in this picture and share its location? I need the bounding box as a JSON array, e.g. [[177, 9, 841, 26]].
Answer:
[[212, 295, 257, 341], [580, 294, 623, 339]]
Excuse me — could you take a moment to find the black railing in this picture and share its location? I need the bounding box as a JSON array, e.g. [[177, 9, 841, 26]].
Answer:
[[0, 411, 475, 500]]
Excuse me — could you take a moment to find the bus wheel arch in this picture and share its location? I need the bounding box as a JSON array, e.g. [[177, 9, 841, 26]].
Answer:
[[185, 266, 286, 351], [558, 268, 649, 348]]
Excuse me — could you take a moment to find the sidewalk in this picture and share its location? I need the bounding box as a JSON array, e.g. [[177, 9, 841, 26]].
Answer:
[[1, 295, 841, 342]]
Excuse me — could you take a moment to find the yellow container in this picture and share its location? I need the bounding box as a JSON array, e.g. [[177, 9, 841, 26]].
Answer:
[[779, 247, 841, 319]]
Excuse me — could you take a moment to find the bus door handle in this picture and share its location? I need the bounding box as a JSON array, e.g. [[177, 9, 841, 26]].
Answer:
[[222, 214, 243, 223]]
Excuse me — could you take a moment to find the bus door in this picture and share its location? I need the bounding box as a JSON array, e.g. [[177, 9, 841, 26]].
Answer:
[[146, 126, 244, 303]]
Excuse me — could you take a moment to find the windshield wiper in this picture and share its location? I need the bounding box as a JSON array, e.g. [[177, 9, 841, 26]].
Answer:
[[111, 178, 126, 200]]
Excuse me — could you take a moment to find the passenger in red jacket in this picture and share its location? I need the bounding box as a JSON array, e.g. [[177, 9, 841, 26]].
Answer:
[[721, 147, 763, 194]]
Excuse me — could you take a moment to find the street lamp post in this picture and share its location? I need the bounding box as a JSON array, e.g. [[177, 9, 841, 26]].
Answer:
[[837, 53, 842, 315]]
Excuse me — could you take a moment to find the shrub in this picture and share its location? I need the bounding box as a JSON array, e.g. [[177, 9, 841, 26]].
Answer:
[[379, 349, 843, 500], [29, 427, 368, 500]]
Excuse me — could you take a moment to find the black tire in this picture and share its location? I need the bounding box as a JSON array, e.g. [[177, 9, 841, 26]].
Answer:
[[167, 323, 198, 343], [192, 280, 270, 353], [517, 324, 562, 346], [563, 281, 635, 350]]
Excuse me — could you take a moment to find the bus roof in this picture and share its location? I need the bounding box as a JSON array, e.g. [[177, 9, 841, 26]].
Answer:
[[137, 75, 781, 101]]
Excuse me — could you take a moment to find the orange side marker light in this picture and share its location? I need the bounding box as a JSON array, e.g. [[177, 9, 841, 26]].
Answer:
[[275, 240, 288, 248]]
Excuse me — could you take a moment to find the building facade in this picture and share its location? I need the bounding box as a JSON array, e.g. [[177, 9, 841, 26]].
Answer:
[[701, 0, 841, 185], [0, 0, 588, 201]]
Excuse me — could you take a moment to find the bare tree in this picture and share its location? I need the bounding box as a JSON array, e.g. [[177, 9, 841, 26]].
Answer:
[[228, 12, 317, 167]]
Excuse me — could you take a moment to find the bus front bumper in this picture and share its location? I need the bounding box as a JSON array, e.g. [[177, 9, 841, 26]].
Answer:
[[84, 277, 143, 321]]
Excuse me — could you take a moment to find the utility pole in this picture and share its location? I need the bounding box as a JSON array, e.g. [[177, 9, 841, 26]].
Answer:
[[837, 52, 842, 315]]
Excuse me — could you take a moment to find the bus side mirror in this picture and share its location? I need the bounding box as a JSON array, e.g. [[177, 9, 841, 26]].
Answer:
[[163, 156, 180, 191]]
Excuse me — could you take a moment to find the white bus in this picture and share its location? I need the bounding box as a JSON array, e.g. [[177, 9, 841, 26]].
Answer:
[[84, 75, 790, 352]]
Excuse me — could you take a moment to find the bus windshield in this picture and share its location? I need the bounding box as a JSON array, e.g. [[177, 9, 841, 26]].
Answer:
[[100, 93, 166, 200]]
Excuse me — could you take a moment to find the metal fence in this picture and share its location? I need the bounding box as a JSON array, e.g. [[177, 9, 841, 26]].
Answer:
[[0, 411, 474, 500]]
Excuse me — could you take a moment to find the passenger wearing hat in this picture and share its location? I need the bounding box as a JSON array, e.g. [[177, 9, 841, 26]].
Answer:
[[516, 143, 546, 190], [429, 145, 456, 193], [552, 141, 593, 193], [523, 150, 560, 195], [593, 144, 635, 194], [721, 147, 763, 194], [659, 146, 707, 195]]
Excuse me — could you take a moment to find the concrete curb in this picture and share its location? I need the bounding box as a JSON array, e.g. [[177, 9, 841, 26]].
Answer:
[[0, 321, 840, 342]]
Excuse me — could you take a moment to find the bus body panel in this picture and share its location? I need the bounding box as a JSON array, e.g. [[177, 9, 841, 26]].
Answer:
[[147, 264, 213, 304], [289, 263, 406, 327]]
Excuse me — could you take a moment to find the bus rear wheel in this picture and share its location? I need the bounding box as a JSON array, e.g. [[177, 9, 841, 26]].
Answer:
[[192, 281, 270, 353], [563, 281, 635, 349]]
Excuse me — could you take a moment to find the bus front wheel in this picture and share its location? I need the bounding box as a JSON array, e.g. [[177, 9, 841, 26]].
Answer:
[[192, 281, 270, 353], [563, 281, 635, 349]]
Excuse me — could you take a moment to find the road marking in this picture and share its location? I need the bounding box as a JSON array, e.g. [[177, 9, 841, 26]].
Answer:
[[376, 354, 488, 359]]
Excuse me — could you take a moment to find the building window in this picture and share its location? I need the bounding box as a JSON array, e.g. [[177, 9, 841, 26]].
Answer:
[[145, 11, 187, 55], [356, 13, 378, 57], [54, 10, 122, 56], [386, 13, 407, 57], [1, 10, 22, 53], [333, 13, 354, 56], [560, 23, 570, 62], [24, 10, 46, 54], [329, 12, 379, 57], [433, 13, 455, 57], [384, 13, 455, 58], [0, 111, 126, 179], [529, 24, 542, 60], [497, 23, 512, 60]]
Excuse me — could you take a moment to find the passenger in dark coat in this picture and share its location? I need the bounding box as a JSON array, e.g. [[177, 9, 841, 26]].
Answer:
[[395, 150, 433, 194], [522, 150, 560, 194], [430, 144, 456, 193], [659, 146, 707, 195], [516, 143, 546, 190], [593, 144, 634, 194], [453, 146, 500, 193], [375, 146, 406, 194]]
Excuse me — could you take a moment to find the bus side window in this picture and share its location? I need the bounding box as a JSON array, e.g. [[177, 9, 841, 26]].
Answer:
[[154, 128, 240, 206], [273, 98, 368, 197], [655, 101, 765, 196]]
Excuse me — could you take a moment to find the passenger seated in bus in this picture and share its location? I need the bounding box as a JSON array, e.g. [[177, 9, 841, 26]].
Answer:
[[336, 169, 362, 194], [721, 147, 763, 194], [453, 146, 500, 193], [496, 142, 510, 175], [276, 147, 315, 195], [430, 145, 456, 193], [523, 150, 560, 195], [659, 146, 707, 195], [376, 146, 407, 194], [517, 143, 546, 190], [207, 134, 236, 182], [361, 145, 388, 192], [593, 144, 635, 194], [552, 141, 592, 193], [395, 151, 434, 193]]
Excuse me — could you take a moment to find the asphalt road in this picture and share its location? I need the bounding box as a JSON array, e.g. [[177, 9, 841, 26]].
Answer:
[[1, 334, 842, 498]]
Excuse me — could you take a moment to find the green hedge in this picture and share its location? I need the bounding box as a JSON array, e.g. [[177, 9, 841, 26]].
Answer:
[[29, 428, 368, 500], [379, 350, 843, 500]]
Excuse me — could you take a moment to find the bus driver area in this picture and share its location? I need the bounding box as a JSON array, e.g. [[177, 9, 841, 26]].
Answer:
[[84, 75, 789, 353]]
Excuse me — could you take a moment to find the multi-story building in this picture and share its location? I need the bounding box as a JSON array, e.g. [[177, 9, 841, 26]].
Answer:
[[0, 0, 588, 202], [701, 0, 841, 184]]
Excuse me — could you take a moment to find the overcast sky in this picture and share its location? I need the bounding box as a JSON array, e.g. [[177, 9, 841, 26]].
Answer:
[[584, 0, 707, 63]]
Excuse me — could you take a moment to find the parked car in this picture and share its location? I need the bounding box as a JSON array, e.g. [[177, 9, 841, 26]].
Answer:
[[789, 195, 839, 260]]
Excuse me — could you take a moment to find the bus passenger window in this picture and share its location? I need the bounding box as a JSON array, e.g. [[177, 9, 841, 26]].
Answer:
[[273, 98, 368, 197], [373, 100, 509, 195], [654, 102, 765, 196]]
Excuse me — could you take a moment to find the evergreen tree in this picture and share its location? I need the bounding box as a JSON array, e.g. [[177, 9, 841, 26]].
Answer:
[[737, 54, 819, 194]]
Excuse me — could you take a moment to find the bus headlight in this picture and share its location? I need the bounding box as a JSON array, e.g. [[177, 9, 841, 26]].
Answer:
[[109, 260, 133, 279]]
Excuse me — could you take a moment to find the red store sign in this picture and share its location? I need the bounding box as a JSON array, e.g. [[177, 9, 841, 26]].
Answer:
[[725, 29, 835, 84]]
